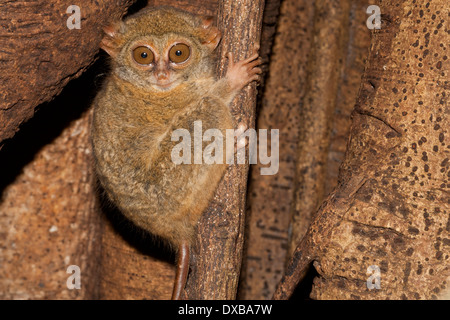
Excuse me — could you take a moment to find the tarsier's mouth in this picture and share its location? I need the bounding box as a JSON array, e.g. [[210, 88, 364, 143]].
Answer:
[[154, 80, 176, 90]]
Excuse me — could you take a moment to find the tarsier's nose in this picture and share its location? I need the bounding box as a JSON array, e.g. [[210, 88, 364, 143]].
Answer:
[[156, 60, 169, 81], [157, 70, 169, 81]]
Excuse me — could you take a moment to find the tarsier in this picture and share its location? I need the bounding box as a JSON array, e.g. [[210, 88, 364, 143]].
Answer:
[[91, 7, 261, 299]]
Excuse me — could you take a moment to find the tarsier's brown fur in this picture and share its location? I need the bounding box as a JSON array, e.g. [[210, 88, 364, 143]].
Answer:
[[91, 6, 261, 298]]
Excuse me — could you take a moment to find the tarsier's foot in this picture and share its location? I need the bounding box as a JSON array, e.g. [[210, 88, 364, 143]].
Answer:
[[226, 47, 262, 92], [236, 122, 248, 151]]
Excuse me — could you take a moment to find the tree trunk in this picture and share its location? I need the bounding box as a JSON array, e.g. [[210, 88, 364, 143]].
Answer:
[[324, 0, 373, 196], [274, 0, 450, 300], [287, 0, 351, 257], [183, 0, 265, 299], [0, 0, 132, 150], [239, 0, 372, 299], [0, 105, 101, 299], [238, 0, 315, 300], [99, 217, 175, 299]]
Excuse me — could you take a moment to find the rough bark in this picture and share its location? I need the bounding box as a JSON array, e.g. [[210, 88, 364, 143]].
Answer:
[[287, 0, 351, 257], [0, 106, 101, 299], [275, 0, 450, 300], [238, 0, 315, 300], [147, 0, 218, 16], [0, 0, 133, 150], [324, 1, 372, 196], [183, 0, 265, 299], [254, 0, 282, 92], [99, 216, 175, 299]]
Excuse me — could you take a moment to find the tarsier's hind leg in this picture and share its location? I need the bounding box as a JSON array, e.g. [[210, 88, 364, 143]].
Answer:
[[171, 240, 190, 300]]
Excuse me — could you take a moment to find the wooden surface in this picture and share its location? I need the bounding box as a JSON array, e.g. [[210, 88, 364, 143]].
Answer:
[[0, 0, 133, 149], [287, 0, 351, 257], [0, 107, 101, 299], [183, 0, 265, 299], [275, 0, 450, 300], [239, 0, 314, 299]]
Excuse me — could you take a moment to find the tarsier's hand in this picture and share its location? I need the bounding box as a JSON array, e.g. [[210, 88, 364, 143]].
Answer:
[[226, 49, 262, 92]]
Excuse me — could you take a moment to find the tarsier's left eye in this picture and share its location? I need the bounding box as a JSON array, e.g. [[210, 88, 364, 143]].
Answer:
[[169, 44, 190, 63], [133, 46, 154, 65]]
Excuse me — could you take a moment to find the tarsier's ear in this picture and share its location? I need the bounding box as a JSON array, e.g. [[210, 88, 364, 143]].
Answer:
[[100, 22, 123, 58], [200, 16, 221, 51]]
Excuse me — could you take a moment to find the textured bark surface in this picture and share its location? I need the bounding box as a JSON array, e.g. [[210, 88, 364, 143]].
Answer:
[[0, 108, 101, 299], [183, 0, 265, 300], [148, 0, 218, 16], [99, 217, 175, 299], [240, 0, 372, 300], [324, 1, 372, 196], [0, 0, 132, 149], [275, 0, 450, 300], [239, 0, 315, 300], [287, 0, 351, 257]]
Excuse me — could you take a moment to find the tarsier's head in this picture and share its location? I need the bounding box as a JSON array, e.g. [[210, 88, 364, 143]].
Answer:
[[100, 7, 221, 91]]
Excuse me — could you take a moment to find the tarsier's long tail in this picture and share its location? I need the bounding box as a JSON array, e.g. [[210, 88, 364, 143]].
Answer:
[[171, 240, 190, 300]]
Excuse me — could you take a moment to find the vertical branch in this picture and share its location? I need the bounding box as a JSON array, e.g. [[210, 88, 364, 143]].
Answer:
[[273, 0, 370, 299], [184, 0, 265, 300], [239, 0, 315, 299], [287, 0, 351, 257], [324, 0, 372, 196]]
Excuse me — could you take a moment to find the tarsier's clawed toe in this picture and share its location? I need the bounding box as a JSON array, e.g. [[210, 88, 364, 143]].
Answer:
[[226, 48, 262, 92], [236, 122, 248, 151]]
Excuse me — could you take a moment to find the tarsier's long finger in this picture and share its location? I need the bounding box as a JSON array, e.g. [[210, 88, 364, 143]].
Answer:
[[249, 75, 260, 83], [242, 52, 259, 64], [237, 136, 247, 150], [236, 123, 247, 136], [249, 67, 263, 76], [252, 44, 260, 55], [227, 52, 235, 65], [246, 58, 262, 70], [236, 123, 248, 151]]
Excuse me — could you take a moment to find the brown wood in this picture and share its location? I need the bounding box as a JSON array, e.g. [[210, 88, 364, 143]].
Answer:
[[287, 0, 351, 257], [0, 0, 133, 150], [147, 0, 218, 16], [183, 0, 265, 300], [99, 217, 174, 300], [238, 0, 315, 300], [0, 109, 101, 299], [254, 0, 282, 91], [275, 0, 450, 300], [324, 0, 372, 196]]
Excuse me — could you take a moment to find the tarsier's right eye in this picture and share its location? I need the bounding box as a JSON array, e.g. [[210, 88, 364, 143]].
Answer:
[[133, 46, 154, 65]]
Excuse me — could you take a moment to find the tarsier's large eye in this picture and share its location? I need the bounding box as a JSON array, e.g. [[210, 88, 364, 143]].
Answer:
[[169, 44, 190, 63], [133, 46, 154, 65]]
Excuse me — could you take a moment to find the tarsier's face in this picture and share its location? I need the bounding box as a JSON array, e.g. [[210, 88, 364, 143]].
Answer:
[[101, 8, 221, 91], [121, 35, 200, 91]]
